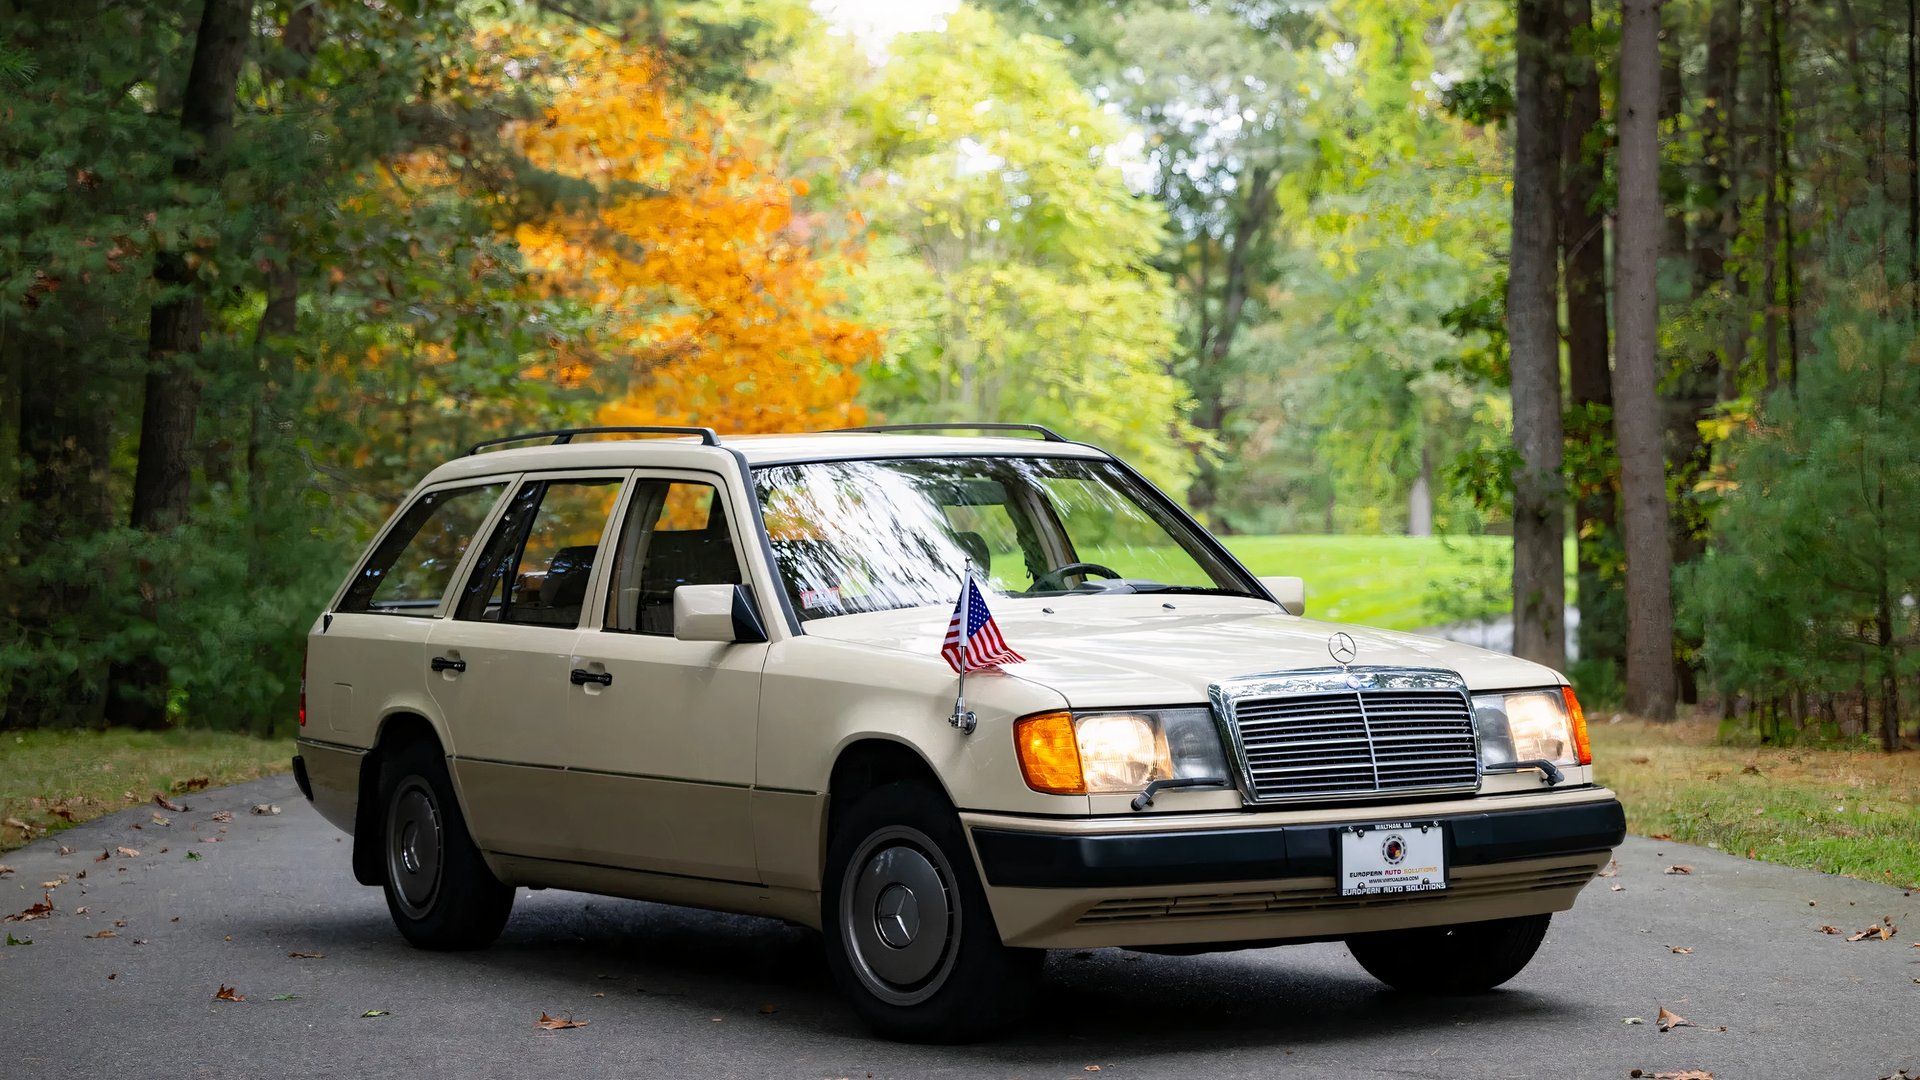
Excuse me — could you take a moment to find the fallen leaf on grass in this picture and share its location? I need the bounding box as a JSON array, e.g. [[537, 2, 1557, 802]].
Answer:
[[535, 1012, 588, 1031], [250, 804, 281, 816], [288, 951, 324, 959], [214, 985, 245, 1002], [116, 846, 140, 858], [5, 892, 55, 923], [173, 777, 210, 794], [4, 816, 38, 837], [46, 802, 77, 822], [1649, 833, 1674, 841], [86, 930, 116, 939], [1664, 865, 1694, 876], [1668, 946, 1693, 954], [210, 810, 233, 823], [1656, 1006, 1696, 1032], [153, 794, 186, 813]]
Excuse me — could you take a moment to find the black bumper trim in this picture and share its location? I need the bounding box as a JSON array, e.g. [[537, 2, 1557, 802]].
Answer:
[[971, 797, 1626, 889], [291, 755, 314, 802]]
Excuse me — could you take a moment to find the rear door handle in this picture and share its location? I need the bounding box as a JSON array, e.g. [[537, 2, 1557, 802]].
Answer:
[[570, 668, 612, 687], [431, 656, 466, 673]]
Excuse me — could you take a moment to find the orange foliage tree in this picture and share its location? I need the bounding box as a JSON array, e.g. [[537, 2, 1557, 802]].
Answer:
[[512, 40, 877, 433]]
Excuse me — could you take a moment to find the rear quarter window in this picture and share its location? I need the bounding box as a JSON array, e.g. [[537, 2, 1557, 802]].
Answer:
[[337, 482, 506, 616]]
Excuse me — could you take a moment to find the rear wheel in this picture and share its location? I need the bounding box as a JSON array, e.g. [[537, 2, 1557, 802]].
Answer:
[[377, 738, 513, 950], [823, 781, 1041, 1042], [1346, 913, 1551, 994]]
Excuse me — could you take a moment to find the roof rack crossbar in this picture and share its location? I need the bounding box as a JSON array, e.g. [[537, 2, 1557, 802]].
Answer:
[[832, 422, 1068, 442], [466, 425, 720, 455]]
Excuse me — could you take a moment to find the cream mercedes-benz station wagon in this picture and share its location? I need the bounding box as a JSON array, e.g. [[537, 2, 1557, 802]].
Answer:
[[293, 423, 1624, 1041]]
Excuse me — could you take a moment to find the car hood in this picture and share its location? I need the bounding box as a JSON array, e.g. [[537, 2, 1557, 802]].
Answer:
[[800, 594, 1561, 707]]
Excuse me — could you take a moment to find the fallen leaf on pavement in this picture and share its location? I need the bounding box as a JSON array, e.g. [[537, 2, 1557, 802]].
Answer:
[[113, 919, 126, 927], [0, 864, 14, 876], [185, 851, 201, 861], [153, 794, 186, 813], [535, 1012, 588, 1031], [131, 938, 147, 945], [1598, 859, 1620, 878], [40, 877, 66, 889], [57, 847, 73, 857], [1665, 865, 1694, 875], [1669, 946, 1693, 954], [250, 804, 281, 816], [1611, 883, 1626, 892], [72, 906, 86, 914], [1656, 1006, 1696, 1032], [361, 1010, 387, 1018], [95, 850, 110, 862], [1847, 924, 1893, 942], [210, 810, 234, 823], [1820, 925, 1842, 934], [214, 985, 245, 1002], [116, 846, 140, 858], [5, 892, 55, 923], [6, 932, 31, 946], [87, 929, 117, 939], [759, 1004, 777, 1015], [288, 951, 324, 959], [150, 814, 170, 827], [1623, 1016, 1646, 1025], [173, 777, 210, 794]]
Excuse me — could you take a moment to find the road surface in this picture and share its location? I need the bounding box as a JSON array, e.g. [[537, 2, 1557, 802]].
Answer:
[[2, 776, 1915, 1079]]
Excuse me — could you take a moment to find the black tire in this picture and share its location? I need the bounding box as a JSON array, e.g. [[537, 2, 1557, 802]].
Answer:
[[376, 738, 514, 950], [1346, 913, 1551, 994], [822, 781, 1042, 1042]]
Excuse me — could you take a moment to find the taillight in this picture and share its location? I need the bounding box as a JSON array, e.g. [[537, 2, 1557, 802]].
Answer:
[[298, 655, 308, 727]]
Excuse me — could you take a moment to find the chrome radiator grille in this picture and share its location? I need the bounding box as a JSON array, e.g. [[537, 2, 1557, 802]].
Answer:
[[1211, 668, 1481, 803]]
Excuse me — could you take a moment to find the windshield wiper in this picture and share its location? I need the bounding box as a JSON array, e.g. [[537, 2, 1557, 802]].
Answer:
[[1124, 583, 1257, 597]]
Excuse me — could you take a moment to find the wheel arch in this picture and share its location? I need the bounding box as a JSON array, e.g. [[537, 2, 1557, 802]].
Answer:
[[823, 736, 954, 876], [350, 710, 448, 887]]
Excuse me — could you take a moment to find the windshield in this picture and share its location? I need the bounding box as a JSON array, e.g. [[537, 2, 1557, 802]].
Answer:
[[754, 456, 1254, 621]]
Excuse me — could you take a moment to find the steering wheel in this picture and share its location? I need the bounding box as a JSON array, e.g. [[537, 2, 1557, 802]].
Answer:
[[1030, 561, 1123, 593]]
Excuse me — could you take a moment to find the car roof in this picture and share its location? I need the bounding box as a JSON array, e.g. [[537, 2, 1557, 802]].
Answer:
[[415, 431, 1112, 487]]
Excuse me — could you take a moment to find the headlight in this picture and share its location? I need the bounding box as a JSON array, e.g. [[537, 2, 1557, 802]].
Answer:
[[1013, 708, 1230, 795], [1471, 687, 1591, 767]]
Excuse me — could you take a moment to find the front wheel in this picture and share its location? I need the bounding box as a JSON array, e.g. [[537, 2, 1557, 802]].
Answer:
[[377, 739, 514, 950], [1346, 913, 1551, 994], [822, 781, 1041, 1042]]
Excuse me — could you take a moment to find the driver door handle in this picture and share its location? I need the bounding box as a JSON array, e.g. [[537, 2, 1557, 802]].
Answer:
[[430, 656, 466, 673], [570, 668, 612, 687]]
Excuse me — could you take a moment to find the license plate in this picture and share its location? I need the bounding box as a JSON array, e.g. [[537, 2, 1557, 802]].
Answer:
[[1339, 821, 1446, 896]]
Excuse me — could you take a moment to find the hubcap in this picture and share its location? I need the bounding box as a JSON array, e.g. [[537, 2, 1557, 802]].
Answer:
[[386, 777, 443, 919], [840, 826, 958, 1006]]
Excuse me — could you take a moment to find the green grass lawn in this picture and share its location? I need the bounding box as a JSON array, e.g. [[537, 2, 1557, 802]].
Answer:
[[1592, 716, 1920, 887], [0, 729, 293, 854], [1223, 534, 1512, 631]]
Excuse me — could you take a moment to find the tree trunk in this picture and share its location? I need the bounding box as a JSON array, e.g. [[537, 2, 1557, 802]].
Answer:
[[1614, 0, 1679, 719], [1408, 444, 1433, 537], [106, 0, 254, 730], [1909, 0, 1918, 317], [1561, 0, 1620, 675], [1706, 0, 1746, 402], [1509, 0, 1568, 669]]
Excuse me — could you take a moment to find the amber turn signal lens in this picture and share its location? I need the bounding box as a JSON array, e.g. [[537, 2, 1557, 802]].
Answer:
[[1013, 711, 1085, 795], [1562, 685, 1590, 766]]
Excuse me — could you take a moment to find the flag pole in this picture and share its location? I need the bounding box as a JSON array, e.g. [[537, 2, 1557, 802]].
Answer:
[[950, 558, 976, 734]]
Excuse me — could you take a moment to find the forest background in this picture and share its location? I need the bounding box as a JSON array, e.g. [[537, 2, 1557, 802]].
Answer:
[[3, 0, 1917, 756]]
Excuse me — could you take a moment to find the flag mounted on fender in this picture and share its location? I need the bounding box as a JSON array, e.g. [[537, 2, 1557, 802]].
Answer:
[[942, 571, 1024, 673]]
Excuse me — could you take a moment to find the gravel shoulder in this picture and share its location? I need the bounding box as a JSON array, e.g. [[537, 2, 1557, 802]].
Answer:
[[2, 776, 1916, 1079]]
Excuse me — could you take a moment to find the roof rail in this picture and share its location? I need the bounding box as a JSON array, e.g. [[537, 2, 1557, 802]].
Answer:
[[466, 425, 721, 455], [832, 422, 1069, 442]]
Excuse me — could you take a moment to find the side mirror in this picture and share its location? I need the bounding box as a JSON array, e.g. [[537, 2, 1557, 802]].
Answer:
[[672, 584, 768, 644], [1260, 575, 1306, 617]]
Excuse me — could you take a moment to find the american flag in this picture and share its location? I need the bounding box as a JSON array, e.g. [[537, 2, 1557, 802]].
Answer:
[[942, 572, 1024, 673]]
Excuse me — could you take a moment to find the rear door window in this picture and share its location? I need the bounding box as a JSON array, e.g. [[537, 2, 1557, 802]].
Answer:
[[455, 477, 624, 626], [337, 482, 506, 616]]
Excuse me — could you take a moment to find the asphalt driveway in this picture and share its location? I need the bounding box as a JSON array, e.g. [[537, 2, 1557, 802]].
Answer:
[[2, 775, 1915, 1079]]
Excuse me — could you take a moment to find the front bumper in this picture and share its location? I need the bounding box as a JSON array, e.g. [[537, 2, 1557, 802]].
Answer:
[[965, 788, 1624, 949]]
